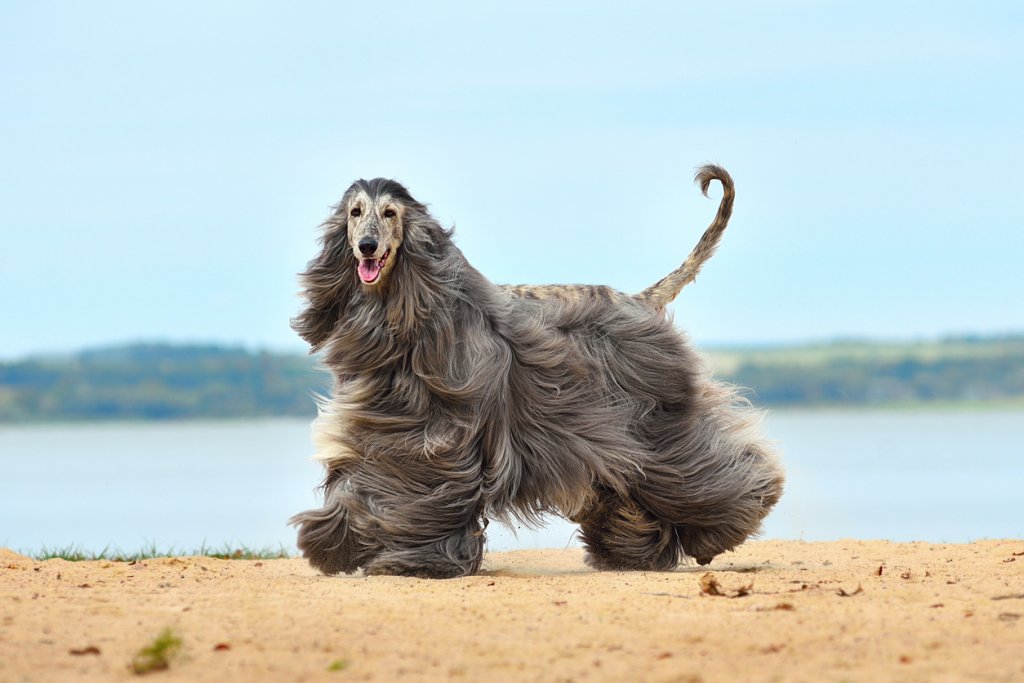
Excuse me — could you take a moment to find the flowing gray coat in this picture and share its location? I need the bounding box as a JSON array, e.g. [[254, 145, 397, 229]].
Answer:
[[290, 166, 784, 578]]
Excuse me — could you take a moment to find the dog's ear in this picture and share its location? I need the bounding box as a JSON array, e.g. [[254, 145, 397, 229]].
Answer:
[[291, 222, 358, 352], [385, 211, 453, 338]]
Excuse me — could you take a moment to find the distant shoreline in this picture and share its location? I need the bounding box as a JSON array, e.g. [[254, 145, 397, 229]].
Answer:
[[2, 336, 1023, 423]]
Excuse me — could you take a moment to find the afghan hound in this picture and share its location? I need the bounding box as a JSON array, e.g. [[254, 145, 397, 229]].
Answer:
[[289, 165, 784, 578]]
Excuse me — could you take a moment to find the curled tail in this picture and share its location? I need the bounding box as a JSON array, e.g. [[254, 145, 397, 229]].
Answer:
[[635, 164, 735, 312]]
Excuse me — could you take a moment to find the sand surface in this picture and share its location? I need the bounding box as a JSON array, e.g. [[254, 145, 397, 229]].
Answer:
[[1, 540, 1022, 682]]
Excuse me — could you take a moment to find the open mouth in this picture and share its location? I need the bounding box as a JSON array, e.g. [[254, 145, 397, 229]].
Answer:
[[357, 249, 390, 284]]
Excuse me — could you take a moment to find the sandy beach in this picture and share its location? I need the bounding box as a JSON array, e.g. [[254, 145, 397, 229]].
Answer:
[[2, 540, 1022, 682]]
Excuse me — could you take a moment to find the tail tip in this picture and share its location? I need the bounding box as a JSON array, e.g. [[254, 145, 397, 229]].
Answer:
[[694, 164, 733, 197]]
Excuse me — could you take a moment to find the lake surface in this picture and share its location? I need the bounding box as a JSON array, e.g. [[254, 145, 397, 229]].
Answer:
[[1, 410, 1021, 556]]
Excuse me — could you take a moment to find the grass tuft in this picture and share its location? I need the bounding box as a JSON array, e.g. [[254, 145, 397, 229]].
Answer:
[[32, 542, 291, 562], [327, 658, 351, 672], [192, 541, 292, 561], [131, 627, 183, 675]]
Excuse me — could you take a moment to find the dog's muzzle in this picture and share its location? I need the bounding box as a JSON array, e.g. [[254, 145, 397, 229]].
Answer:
[[357, 249, 390, 284]]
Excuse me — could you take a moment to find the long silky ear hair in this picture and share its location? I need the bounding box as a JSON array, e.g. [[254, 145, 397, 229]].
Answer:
[[383, 204, 459, 340], [291, 209, 359, 352]]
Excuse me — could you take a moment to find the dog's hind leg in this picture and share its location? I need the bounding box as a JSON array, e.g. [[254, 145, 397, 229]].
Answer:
[[672, 439, 784, 565], [635, 382, 785, 566], [575, 489, 680, 571]]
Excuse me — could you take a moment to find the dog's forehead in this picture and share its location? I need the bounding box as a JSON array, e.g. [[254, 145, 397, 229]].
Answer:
[[346, 189, 371, 206], [345, 188, 402, 209], [345, 177, 417, 206]]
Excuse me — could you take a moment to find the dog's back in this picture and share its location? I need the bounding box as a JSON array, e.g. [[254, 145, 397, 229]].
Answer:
[[499, 283, 632, 306]]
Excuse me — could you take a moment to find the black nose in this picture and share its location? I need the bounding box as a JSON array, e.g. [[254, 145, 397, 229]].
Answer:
[[358, 237, 378, 256]]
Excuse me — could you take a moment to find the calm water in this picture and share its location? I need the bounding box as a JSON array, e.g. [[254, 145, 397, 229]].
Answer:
[[1, 410, 1021, 555]]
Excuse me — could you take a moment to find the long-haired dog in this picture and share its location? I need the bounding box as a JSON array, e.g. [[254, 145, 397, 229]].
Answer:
[[290, 165, 784, 578]]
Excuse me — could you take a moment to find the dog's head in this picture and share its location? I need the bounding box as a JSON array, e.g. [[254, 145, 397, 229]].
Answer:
[[293, 177, 443, 350], [337, 178, 416, 287]]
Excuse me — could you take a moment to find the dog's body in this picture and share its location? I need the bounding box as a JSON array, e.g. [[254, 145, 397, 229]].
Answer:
[[290, 166, 784, 578]]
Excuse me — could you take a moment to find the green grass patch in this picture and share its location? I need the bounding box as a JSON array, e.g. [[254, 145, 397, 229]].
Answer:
[[131, 627, 183, 675], [31, 542, 291, 562], [327, 658, 351, 672]]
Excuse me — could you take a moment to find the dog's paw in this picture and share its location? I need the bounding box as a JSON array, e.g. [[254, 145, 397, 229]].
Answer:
[[362, 530, 484, 579], [363, 558, 473, 579], [676, 524, 741, 568], [290, 504, 364, 575], [583, 547, 680, 572]]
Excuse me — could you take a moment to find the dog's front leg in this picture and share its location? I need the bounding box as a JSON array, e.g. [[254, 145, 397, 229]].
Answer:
[[360, 505, 485, 579], [355, 455, 485, 579], [290, 476, 377, 575]]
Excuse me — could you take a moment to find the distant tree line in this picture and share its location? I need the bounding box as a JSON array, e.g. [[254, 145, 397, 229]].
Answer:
[[729, 354, 1024, 405], [0, 344, 329, 422], [712, 335, 1024, 407], [0, 337, 1022, 422]]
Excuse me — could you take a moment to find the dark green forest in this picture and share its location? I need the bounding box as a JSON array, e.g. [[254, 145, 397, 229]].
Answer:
[[1, 336, 1022, 422], [703, 335, 1024, 407], [0, 344, 329, 422]]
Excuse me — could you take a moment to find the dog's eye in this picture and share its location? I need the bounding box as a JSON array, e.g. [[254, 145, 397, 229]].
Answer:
[[383, 208, 396, 219], [350, 207, 361, 217]]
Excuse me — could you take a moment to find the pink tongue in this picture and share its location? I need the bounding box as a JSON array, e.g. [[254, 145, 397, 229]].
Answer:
[[358, 258, 381, 282]]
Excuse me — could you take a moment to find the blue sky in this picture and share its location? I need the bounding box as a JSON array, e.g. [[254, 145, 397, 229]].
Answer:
[[2, 1, 1022, 359]]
